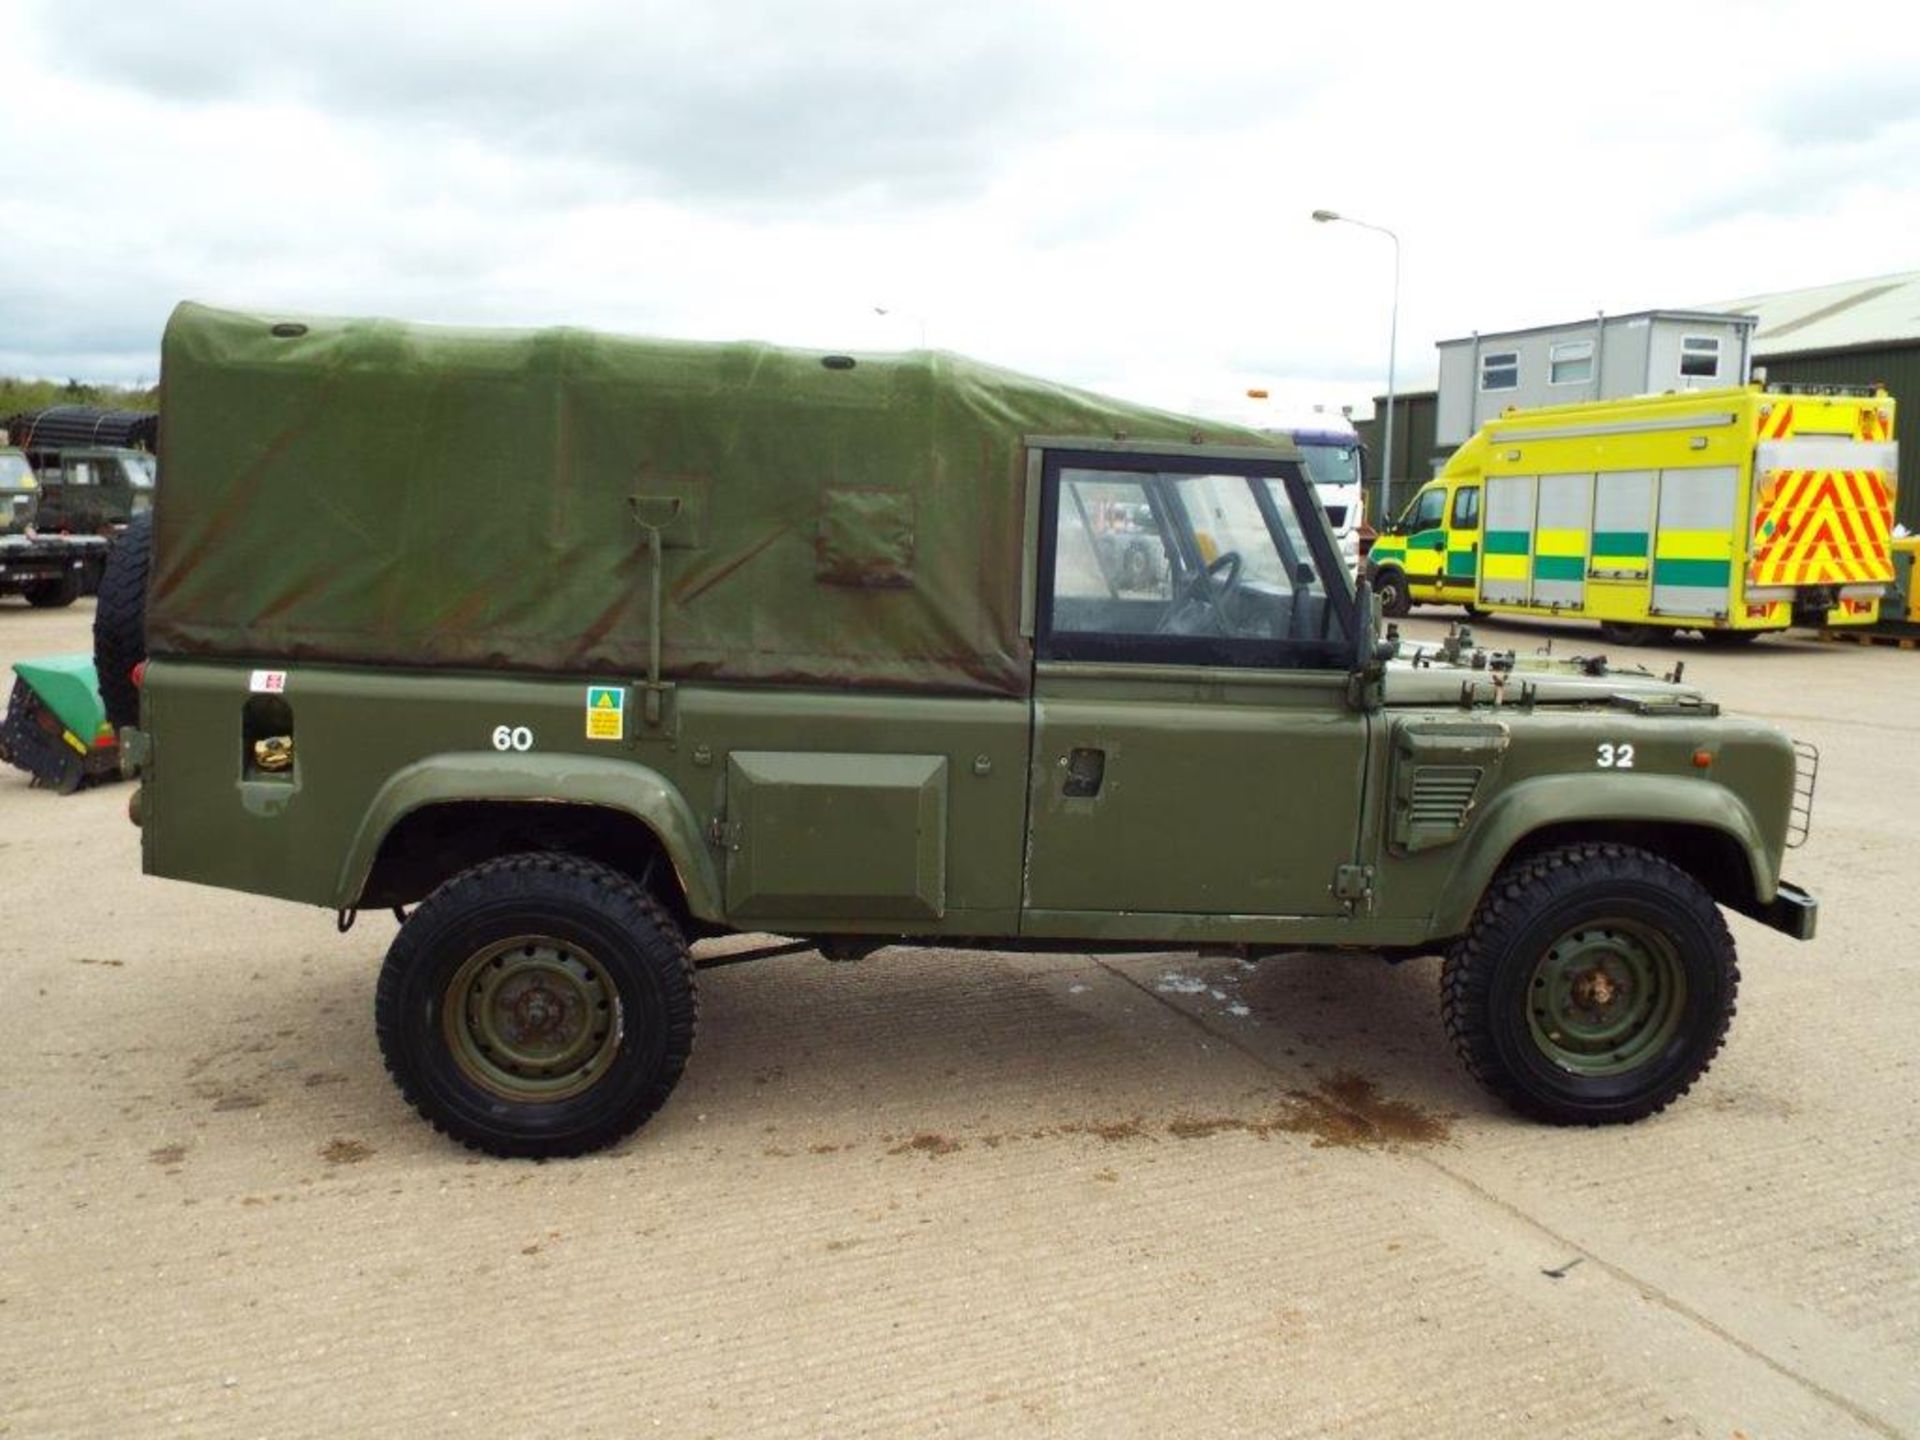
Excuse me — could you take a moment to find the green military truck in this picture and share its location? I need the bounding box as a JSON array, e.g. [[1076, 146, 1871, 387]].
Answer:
[[31, 446, 156, 538], [1, 442, 102, 607], [107, 303, 1818, 1158], [7, 408, 160, 592]]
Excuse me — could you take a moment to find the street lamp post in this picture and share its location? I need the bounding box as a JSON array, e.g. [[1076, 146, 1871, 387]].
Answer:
[[1312, 209, 1400, 530]]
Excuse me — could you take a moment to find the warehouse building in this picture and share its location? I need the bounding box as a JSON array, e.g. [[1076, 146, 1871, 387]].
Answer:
[[1719, 272, 1919, 532], [1358, 270, 1920, 531]]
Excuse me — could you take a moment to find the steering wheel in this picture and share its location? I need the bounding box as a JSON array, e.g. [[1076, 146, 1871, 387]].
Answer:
[[1157, 550, 1242, 634]]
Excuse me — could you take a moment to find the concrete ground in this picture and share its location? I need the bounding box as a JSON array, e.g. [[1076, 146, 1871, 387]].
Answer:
[[0, 599, 1914, 1440]]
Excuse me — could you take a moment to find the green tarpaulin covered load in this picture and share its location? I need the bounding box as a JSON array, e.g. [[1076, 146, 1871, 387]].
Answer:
[[150, 303, 1283, 698]]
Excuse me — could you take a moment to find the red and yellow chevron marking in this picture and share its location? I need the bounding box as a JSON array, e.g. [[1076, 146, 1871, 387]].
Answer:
[[1857, 406, 1894, 442], [1756, 403, 1797, 441], [1749, 468, 1895, 586]]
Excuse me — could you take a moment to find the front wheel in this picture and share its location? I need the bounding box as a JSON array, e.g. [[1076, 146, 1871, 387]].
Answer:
[[375, 853, 697, 1158], [1440, 843, 1737, 1125], [1373, 566, 1412, 618], [23, 571, 81, 608]]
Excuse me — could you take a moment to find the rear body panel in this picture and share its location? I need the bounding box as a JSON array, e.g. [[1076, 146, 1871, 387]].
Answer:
[[139, 662, 1034, 937]]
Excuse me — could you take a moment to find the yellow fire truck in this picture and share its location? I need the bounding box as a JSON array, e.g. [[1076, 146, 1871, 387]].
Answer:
[[1367, 384, 1898, 643]]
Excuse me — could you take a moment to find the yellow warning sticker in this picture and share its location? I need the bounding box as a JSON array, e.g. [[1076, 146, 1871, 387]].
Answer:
[[585, 685, 625, 741]]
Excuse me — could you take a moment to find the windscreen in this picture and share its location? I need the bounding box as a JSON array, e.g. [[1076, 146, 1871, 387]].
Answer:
[[1297, 441, 1360, 487]]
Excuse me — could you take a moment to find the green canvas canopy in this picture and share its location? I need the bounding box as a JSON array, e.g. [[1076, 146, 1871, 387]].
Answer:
[[149, 302, 1286, 698]]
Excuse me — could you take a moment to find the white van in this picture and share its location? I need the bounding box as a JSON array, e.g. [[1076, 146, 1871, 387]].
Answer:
[[1201, 394, 1365, 571]]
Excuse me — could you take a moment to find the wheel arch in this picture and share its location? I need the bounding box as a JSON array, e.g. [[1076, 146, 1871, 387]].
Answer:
[[1430, 774, 1776, 937], [339, 752, 722, 925]]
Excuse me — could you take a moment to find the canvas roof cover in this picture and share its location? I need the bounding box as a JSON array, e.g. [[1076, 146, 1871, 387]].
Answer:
[[150, 302, 1286, 697]]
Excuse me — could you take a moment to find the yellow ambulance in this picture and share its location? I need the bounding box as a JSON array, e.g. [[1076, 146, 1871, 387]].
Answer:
[[1366, 384, 1898, 643]]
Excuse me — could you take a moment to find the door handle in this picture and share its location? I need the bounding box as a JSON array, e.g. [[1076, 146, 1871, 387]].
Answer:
[[1062, 747, 1106, 798]]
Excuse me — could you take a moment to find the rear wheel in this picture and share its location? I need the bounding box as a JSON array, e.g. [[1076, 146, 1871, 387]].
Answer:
[[1597, 620, 1658, 646], [23, 571, 80, 608], [375, 853, 697, 1158], [1373, 566, 1412, 617], [1699, 628, 1763, 647], [1441, 842, 1738, 1125]]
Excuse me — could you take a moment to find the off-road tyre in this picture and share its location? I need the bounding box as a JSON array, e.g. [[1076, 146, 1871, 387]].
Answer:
[[1440, 842, 1738, 1125], [1373, 565, 1412, 617], [23, 570, 81, 608], [92, 510, 152, 730], [375, 852, 697, 1158], [1597, 620, 1657, 647], [1462, 604, 1487, 620]]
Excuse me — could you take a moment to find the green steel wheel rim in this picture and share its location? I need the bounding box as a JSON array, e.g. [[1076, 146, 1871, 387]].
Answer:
[[443, 934, 623, 1103], [1524, 920, 1687, 1077]]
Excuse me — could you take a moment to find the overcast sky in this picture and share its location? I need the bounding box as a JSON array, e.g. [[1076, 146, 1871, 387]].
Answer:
[[5, 0, 1918, 421]]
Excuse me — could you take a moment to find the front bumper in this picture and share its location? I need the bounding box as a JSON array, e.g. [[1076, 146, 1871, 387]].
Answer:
[[1750, 880, 1818, 941]]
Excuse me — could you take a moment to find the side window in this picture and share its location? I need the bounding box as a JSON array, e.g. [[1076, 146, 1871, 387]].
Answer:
[[1549, 340, 1593, 385], [1052, 476, 1174, 604], [1407, 487, 1447, 532], [1480, 351, 1519, 391], [1680, 335, 1721, 379], [1451, 486, 1481, 529], [1042, 459, 1352, 669], [66, 462, 95, 487]]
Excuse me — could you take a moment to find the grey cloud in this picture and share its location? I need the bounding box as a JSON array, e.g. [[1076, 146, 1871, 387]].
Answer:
[[0, 286, 167, 382], [1660, 138, 1918, 232], [28, 1, 1311, 216], [1759, 71, 1918, 147], [28, 1, 1088, 213]]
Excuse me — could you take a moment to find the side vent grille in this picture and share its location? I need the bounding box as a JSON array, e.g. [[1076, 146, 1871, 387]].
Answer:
[[1409, 766, 1483, 830], [1390, 720, 1508, 854]]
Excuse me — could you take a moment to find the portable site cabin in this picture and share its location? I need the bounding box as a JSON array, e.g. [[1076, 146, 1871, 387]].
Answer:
[[1435, 311, 1760, 450]]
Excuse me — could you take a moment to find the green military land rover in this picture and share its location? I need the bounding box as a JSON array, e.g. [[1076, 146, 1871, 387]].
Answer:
[[105, 303, 1818, 1157]]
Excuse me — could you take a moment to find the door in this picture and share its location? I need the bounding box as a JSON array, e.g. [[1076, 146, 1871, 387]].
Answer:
[[1588, 468, 1656, 617], [1480, 474, 1536, 605], [1439, 484, 1481, 600], [1023, 449, 1372, 929], [1652, 466, 1738, 618], [1532, 472, 1593, 608], [47, 459, 102, 533], [1400, 484, 1450, 599]]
